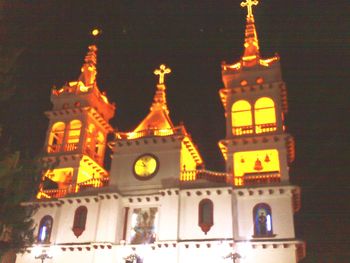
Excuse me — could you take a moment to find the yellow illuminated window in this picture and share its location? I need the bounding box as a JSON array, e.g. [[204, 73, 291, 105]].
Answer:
[[66, 120, 82, 151], [180, 141, 197, 181], [254, 97, 276, 134], [48, 122, 65, 153], [233, 149, 280, 186], [231, 100, 253, 135]]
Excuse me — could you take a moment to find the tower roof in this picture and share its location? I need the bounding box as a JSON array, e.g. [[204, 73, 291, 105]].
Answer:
[[222, 0, 279, 71], [50, 39, 115, 121], [133, 64, 174, 133], [78, 45, 98, 87]]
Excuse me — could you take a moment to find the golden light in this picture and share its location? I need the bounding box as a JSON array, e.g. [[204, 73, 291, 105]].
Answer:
[[154, 64, 171, 85], [240, 0, 259, 17], [233, 149, 280, 185], [134, 155, 157, 177], [91, 28, 100, 37]]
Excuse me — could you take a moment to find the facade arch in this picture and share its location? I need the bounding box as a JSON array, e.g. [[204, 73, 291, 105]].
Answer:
[[254, 97, 276, 134], [253, 203, 273, 237], [231, 100, 253, 135], [37, 215, 53, 243]]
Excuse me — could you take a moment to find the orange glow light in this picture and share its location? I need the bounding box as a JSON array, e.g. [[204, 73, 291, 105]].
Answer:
[[240, 0, 259, 17], [91, 28, 100, 37], [233, 149, 280, 184], [154, 64, 171, 85]]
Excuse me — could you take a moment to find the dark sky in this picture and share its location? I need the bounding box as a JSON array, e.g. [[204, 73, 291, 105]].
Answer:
[[1, 1, 350, 262]]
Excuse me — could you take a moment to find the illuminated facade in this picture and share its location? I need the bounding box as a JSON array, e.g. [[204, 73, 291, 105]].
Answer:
[[17, 1, 304, 263], [37, 45, 115, 199]]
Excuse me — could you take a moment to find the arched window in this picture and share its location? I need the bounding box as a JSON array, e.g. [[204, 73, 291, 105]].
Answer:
[[253, 203, 274, 237], [72, 206, 88, 238], [198, 199, 214, 234], [231, 100, 253, 135], [38, 215, 53, 243], [66, 120, 82, 151], [48, 122, 65, 153], [254, 97, 276, 134]]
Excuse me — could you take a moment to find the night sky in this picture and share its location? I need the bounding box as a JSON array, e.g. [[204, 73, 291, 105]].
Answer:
[[1, 1, 349, 262]]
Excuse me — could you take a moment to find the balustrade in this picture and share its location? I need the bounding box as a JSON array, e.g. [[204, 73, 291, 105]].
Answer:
[[232, 123, 277, 136], [39, 177, 109, 199], [243, 171, 280, 185], [47, 144, 61, 153]]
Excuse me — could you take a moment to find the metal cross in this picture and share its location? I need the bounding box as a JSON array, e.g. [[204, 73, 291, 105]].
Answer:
[[154, 64, 171, 84], [240, 0, 259, 17]]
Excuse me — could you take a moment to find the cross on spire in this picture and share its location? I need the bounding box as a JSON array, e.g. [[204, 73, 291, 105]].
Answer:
[[154, 64, 171, 85], [240, 0, 259, 17]]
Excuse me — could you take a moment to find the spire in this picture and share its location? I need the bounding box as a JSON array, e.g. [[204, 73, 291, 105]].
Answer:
[[150, 64, 171, 113], [77, 29, 101, 87], [78, 45, 97, 87], [240, 0, 260, 67], [133, 64, 174, 133]]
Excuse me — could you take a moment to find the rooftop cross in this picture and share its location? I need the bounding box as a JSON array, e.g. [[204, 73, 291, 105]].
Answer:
[[154, 64, 171, 85], [240, 0, 259, 17]]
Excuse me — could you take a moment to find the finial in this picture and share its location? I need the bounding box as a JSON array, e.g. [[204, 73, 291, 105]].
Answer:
[[240, 0, 259, 17], [154, 64, 171, 85]]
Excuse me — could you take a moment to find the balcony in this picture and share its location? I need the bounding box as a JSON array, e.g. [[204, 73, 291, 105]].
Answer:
[[65, 143, 79, 152], [47, 144, 61, 153], [38, 177, 109, 199], [255, 123, 277, 134], [47, 143, 79, 154], [180, 170, 227, 183], [232, 123, 277, 136], [242, 171, 280, 185]]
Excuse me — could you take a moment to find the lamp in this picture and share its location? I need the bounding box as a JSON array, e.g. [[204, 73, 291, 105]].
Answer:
[[224, 252, 242, 263], [32, 245, 55, 263]]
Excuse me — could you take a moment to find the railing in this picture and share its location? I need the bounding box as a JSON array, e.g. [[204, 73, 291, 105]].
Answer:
[[47, 143, 78, 154], [64, 143, 79, 152], [38, 177, 109, 199], [255, 123, 277, 134], [232, 123, 277, 136], [180, 170, 228, 183], [242, 171, 280, 185], [116, 126, 187, 140], [47, 144, 61, 153], [232, 125, 254, 136], [77, 177, 109, 191]]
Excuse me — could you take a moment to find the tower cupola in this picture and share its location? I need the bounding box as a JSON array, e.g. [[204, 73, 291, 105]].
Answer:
[[218, 1, 294, 187], [38, 41, 115, 199]]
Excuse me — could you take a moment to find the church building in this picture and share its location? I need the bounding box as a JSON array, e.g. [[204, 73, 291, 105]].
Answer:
[[17, 1, 305, 262]]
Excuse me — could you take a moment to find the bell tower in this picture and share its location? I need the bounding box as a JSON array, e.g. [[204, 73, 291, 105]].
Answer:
[[38, 44, 115, 199], [218, 0, 294, 187]]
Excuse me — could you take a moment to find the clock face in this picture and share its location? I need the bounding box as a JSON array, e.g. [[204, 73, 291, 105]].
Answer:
[[133, 154, 159, 180]]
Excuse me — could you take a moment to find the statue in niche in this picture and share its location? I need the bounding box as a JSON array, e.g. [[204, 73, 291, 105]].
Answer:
[[130, 208, 157, 244]]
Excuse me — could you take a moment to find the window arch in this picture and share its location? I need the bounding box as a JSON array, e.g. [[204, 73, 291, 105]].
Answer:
[[38, 215, 53, 243], [198, 199, 214, 234], [231, 100, 253, 135], [72, 206, 88, 238], [253, 203, 274, 237], [254, 97, 277, 134], [48, 122, 65, 153], [66, 120, 82, 151]]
